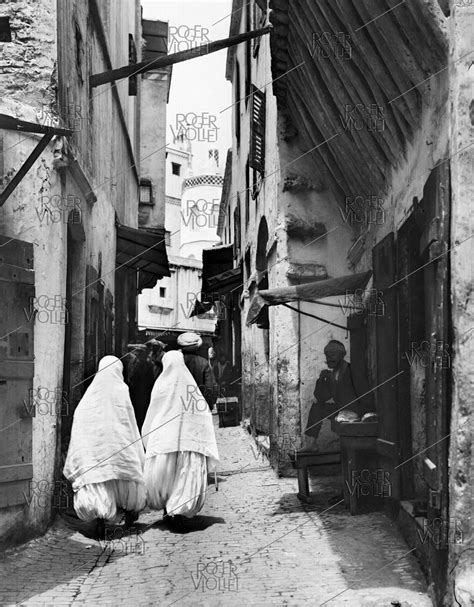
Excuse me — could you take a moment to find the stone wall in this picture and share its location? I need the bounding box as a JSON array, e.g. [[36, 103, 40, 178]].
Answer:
[[446, 2, 474, 605]]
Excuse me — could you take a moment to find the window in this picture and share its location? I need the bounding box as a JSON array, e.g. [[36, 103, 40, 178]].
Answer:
[[164, 230, 171, 246], [75, 22, 84, 84], [245, 249, 251, 282], [128, 34, 137, 96], [209, 149, 219, 167], [250, 86, 266, 174], [245, 159, 250, 226], [234, 201, 241, 258], [139, 180, 153, 204], [251, 168, 262, 200], [172, 162, 181, 176], [235, 62, 241, 148], [253, 1, 266, 57], [245, 5, 251, 105], [0, 17, 12, 42], [159, 287, 166, 298]]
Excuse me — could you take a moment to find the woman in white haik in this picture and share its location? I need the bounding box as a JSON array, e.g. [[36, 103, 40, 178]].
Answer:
[[142, 350, 219, 527], [63, 356, 146, 537]]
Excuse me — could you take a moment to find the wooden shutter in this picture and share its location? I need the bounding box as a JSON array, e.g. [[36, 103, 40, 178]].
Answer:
[[373, 232, 400, 506], [129, 34, 137, 96], [250, 86, 265, 174], [0, 235, 34, 507], [419, 163, 450, 520]]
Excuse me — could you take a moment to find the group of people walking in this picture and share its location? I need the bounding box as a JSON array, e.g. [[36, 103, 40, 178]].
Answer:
[[63, 332, 221, 536]]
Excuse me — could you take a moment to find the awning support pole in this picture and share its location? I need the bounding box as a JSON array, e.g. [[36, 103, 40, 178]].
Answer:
[[301, 298, 364, 311], [281, 303, 348, 331], [0, 134, 53, 207]]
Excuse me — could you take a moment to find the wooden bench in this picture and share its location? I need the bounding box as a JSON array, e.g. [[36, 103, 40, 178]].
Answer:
[[289, 451, 341, 503]]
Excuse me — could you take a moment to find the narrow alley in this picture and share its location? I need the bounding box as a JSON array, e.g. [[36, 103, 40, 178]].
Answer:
[[1, 1, 472, 605], [0, 421, 431, 606]]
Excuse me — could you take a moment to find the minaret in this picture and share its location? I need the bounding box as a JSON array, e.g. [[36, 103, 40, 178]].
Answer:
[[179, 147, 223, 259]]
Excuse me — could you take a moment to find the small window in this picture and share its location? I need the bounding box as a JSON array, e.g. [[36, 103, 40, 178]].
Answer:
[[245, 249, 251, 281], [128, 34, 137, 96], [235, 62, 241, 148], [139, 180, 153, 204], [159, 287, 166, 298], [172, 162, 181, 176], [250, 86, 266, 174], [75, 22, 84, 83], [245, 160, 250, 225], [0, 17, 12, 43], [164, 231, 171, 246], [245, 4, 251, 105]]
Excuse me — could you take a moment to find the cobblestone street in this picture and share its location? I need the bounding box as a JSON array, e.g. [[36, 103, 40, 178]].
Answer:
[[0, 422, 433, 606]]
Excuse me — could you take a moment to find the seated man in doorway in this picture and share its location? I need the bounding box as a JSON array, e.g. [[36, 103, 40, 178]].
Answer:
[[305, 340, 367, 449]]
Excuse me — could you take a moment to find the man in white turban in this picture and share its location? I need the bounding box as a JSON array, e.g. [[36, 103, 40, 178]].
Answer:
[[177, 333, 218, 410], [305, 340, 369, 445]]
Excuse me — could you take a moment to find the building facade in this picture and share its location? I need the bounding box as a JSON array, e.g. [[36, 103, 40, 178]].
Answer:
[[138, 138, 223, 345], [0, 1, 169, 547], [215, 1, 473, 605]]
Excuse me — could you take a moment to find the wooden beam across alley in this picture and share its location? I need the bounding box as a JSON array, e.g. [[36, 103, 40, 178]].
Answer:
[[91, 26, 271, 88]]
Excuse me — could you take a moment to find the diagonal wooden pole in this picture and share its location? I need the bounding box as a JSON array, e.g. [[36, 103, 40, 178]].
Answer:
[[0, 134, 53, 207], [91, 26, 271, 88]]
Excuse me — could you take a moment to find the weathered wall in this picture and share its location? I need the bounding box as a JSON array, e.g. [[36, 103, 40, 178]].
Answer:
[[446, 2, 474, 605], [0, 0, 64, 543], [0, 0, 142, 545]]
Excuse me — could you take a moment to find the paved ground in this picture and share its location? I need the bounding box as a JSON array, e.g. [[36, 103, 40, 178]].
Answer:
[[0, 420, 433, 606]]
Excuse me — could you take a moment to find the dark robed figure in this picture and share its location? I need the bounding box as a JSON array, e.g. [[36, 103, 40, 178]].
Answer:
[[305, 340, 369, 443]]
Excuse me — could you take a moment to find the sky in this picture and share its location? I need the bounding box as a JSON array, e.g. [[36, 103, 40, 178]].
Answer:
[[141, 0, 233, 175]]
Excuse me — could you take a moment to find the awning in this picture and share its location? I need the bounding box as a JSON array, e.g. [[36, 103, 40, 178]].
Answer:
[[206, 266, 242, 293], [189, 244, 242, 317], [116, 224, 170, 292], [246, 271, 372, 326], [202, 244, 234, 283]]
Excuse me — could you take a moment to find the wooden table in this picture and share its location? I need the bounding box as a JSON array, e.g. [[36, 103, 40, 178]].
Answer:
[[331, 420, 381, 515]]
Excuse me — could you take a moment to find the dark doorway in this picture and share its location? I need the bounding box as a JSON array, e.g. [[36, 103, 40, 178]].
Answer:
[[61, 215, 86, 464]]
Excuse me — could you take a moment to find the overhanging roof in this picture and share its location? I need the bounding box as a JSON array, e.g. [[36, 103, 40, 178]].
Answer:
[[207, 266, 242, 292], [189, 244, 242, 317], [116, 224, 170, 292], [246, 271, 372, 325], [202, 244, 234, 284]]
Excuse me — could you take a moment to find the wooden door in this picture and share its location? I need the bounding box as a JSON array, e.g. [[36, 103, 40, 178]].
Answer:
[[373, 232, 400, 509], [0, 235, 34, 507], [396, 214, 425, 500], [419, 164, 450, 525]]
